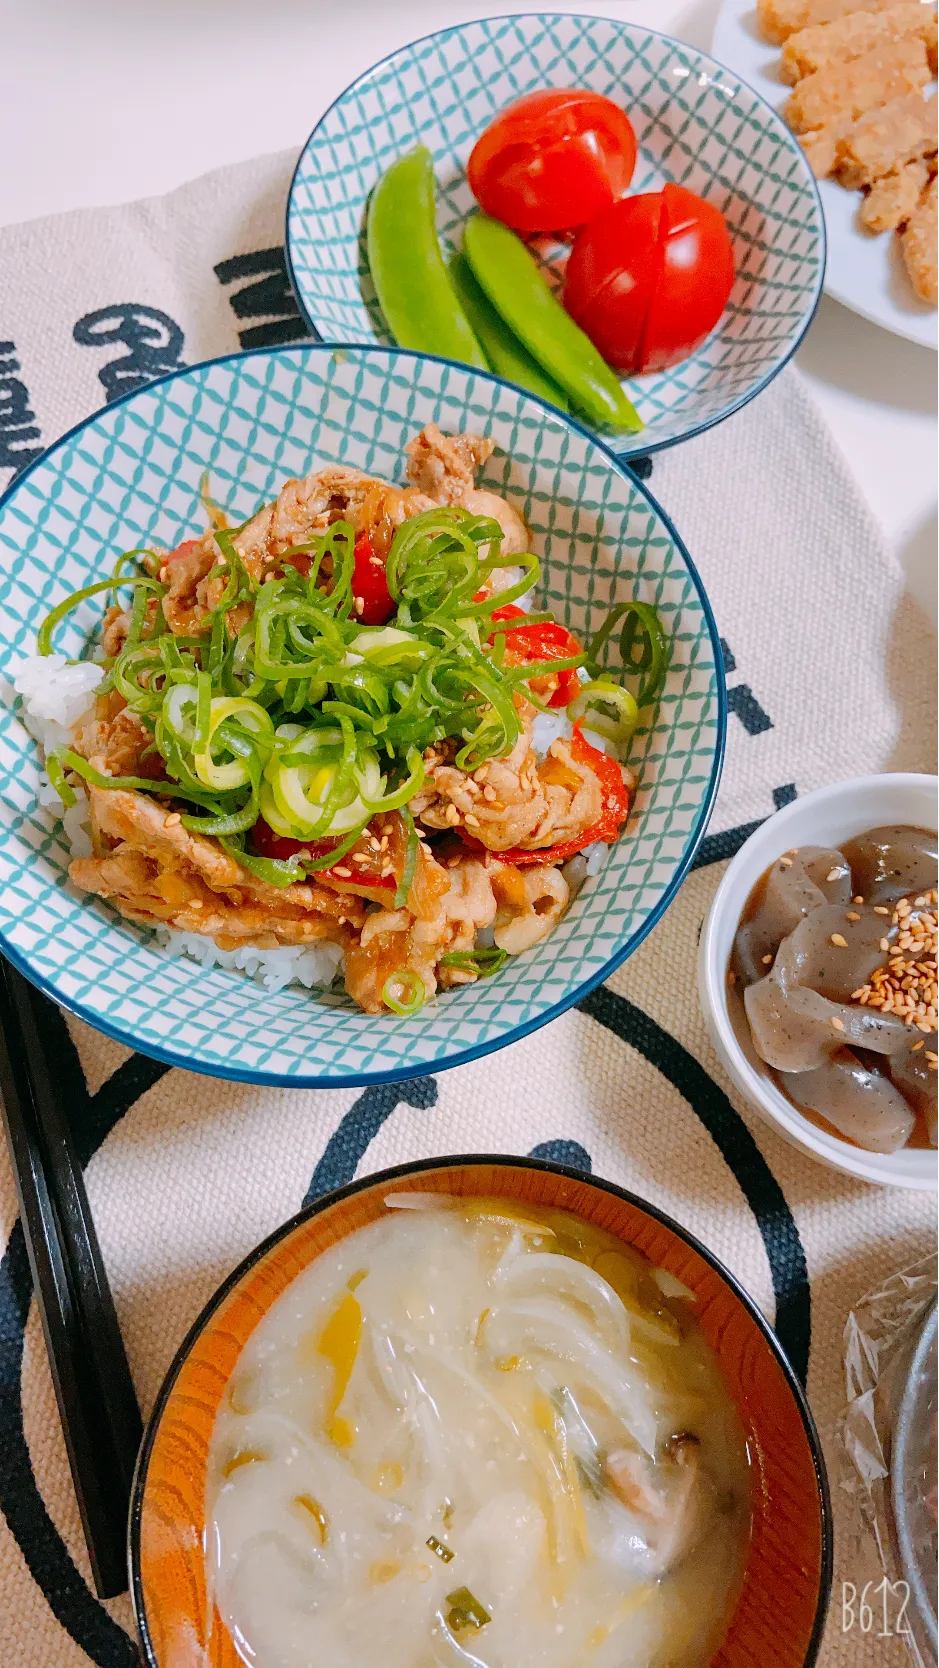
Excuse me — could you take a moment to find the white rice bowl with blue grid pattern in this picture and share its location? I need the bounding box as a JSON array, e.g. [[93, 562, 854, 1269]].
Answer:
[[0, 345, 722, 1087], [286, 13, 825, 461]]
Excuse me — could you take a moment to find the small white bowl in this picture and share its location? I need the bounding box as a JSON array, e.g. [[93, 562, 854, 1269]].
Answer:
[[698, 775, 938, 1190]]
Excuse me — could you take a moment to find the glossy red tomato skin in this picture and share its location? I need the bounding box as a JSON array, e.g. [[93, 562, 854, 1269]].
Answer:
[[468, 89, 637, 234], [563, 183, 735, 374], [638, 184, 735, 372], [563, 192, 664, 374]]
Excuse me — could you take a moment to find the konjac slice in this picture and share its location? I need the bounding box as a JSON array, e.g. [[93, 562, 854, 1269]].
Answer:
[[731, 846, 852, 985], [777, 1051, 915, 1153], [744, 906, 911, 1072], [744, 969, 910, 1071], [839, 824, 939, 905], [889, 1042, 938, 1145]]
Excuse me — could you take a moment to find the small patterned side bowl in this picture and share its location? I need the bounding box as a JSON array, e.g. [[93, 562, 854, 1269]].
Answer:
[[130, 1156, 833, 1668], [0, 344, 723, 1089], [286, 12, 825, 461]]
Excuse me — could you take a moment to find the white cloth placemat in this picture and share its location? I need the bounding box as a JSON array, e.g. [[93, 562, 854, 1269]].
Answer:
[[0, 151, 935, 1668]]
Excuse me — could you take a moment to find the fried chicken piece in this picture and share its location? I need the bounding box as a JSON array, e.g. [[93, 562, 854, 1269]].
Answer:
[[70, 787, 363, 946], [759, 0, 916, 46], [836, 90, 937, 186], [785, 36, 930, 135], [858, 156, 931, 229], [405, 423, 530, 556], [410, 721, 605, 853], [781, 5, 936, 83], [901, 175, 939, 302], [800, 117, 855, 175]]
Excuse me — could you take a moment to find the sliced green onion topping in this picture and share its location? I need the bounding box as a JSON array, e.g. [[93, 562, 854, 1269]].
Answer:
[[426, 1536, 455, 1563], [445, 1587, 491, 1631], [585, 601, 669, 707], [38, 574, 158, 657], [566, 679, 639, 749], [46, 752, 77, 808], [439, 947, 508, 978], [381, 969, 426, 1017], [393, 808, 419, 909]]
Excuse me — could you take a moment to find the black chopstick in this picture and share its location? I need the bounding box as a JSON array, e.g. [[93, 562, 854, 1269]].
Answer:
[[0, 956, 142, 1599]]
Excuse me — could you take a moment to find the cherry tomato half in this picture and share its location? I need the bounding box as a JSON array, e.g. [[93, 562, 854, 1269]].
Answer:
[[564, 183, 735, 374], [468, 89, 637, 235]]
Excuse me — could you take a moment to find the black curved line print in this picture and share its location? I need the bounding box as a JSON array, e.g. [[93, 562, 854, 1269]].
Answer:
[[578, 985, 811, 1383], [528, 1140, 593, 1172], [303, 1076, 439, 1206]]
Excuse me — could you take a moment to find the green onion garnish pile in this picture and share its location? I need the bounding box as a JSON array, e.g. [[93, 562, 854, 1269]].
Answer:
[[40, 500, 670, 904]]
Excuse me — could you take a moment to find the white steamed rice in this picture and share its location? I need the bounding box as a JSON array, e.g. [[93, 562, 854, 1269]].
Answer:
[[156, 930, 345, 993]]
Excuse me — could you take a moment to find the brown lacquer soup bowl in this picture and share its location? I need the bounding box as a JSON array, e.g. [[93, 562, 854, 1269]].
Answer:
[[130, 1156, 832, 1667]]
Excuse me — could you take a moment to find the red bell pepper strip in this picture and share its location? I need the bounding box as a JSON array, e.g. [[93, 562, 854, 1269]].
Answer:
[[251, 816, 397, 896], [489, 603, 582, 707], [351, 531, 395, 625], [251, 817, 339, 864], [164, 538, 202, 565], [281, 531, 394, 625], [459, 722, 630, 867]]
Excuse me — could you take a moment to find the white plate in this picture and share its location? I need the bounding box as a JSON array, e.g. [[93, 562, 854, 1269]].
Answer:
[[712, 0, 938, 346]]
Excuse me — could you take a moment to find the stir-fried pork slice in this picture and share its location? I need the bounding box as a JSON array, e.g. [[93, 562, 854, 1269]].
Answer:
[[70, 787, 363, 947], [490, 863, 569, 953], [343, 851, 499, 1011], [103, 426, 527, 642], [159, 466, 436, 636], [73, 692, 164, 781], [405, 422, 530, 556], [410, 721, 604, 852]]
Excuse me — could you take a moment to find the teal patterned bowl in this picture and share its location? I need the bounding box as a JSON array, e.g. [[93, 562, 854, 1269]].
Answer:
[[0, 345, 723, 1086], [286, 13, 825, 461]]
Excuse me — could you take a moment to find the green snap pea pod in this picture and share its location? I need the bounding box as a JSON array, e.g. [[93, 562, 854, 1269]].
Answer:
[[367, 147, 487, 369], [448, 252, 569, 412], [463, 214, 643, 434]]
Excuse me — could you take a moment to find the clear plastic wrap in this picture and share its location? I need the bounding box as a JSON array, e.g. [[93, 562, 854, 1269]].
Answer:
[[839, 1259, 938, 1667]]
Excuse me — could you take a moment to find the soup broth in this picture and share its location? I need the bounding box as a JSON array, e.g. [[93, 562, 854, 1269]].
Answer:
[[205, 1199, 752, 1667]]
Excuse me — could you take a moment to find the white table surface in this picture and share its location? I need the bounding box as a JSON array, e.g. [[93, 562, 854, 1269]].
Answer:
[[1, 0, 935, 619]]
